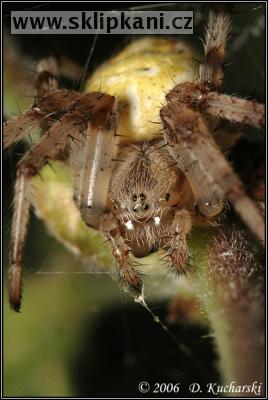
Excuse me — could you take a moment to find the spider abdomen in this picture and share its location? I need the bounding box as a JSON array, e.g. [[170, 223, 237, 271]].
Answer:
[[86, 37, 198, 141]]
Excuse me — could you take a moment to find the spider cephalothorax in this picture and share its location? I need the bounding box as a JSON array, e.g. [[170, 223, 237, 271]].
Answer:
[[107, 140, 195, 262], [4, 10, 264, 311], [109, 141, 193, 220]]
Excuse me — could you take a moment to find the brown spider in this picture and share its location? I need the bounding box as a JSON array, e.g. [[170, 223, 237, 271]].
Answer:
[[4, 10, 264, 312]]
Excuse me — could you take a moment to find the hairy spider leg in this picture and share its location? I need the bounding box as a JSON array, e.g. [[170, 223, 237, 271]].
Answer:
[[160, 11, 264, 242]]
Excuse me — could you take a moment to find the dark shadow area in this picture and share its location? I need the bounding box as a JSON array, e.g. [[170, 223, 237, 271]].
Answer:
[[70, 302, 220, 398]]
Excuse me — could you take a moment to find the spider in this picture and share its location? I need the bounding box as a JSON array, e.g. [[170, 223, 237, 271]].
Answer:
[[4, 9, 264, 312]]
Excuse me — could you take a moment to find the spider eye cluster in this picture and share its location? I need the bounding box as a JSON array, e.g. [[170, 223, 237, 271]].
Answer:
[[113, 200, 120, 210], [132, 193, 146, 201], [132, 193, 149, 212], [160, 193, 170, 202]]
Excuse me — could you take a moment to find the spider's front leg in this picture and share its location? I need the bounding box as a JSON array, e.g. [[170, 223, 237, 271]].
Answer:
[[160, 103, 264, 242], [163, 209, 192, 276], [67, 92, 142, 293], [161, 104, 225, 221], [99, 213, 143, 294], [160, 10, 264, 242], [69, 93, 119, 229], [7, 89, 118, 311], [8, 113, 78, 311]]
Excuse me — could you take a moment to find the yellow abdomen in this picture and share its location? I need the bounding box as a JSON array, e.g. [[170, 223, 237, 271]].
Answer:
[[86, 37, 198, 141]]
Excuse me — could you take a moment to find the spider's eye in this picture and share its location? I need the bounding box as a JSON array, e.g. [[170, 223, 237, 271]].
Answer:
[[140, 193, 146, 200], [132, 194, 137, 201], [144, 204, 149, 211], [113, 200, 119, 210], [165, 193, 170, 201]]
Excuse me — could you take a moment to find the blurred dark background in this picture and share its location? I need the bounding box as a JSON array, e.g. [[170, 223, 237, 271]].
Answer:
[[3, 2, 265, 397]]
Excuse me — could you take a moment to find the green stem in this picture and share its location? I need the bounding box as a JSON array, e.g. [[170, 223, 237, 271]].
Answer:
[[193, 227, 264, 396]]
